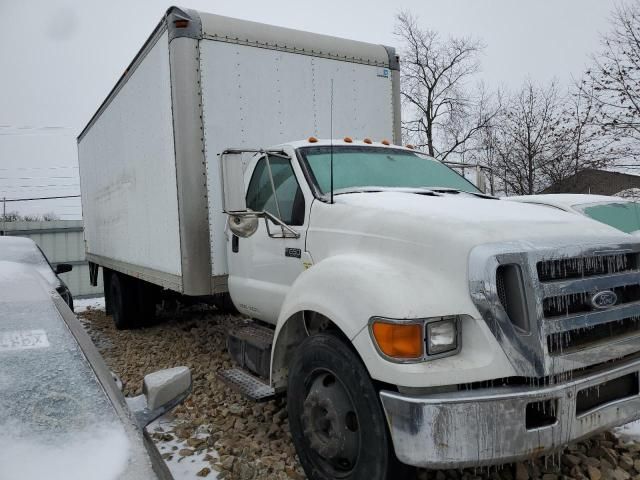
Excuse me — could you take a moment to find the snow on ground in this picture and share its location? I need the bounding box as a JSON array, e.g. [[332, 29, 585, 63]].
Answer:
[[147, 416, 219, 479], [615, 419, 640, 443], [75, 296, 105, 313]]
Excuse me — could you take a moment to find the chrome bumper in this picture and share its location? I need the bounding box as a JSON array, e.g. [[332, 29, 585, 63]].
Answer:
[[380, 357, 640, 469]]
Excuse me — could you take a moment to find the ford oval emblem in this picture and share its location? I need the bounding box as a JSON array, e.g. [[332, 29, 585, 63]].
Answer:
[[591, 290, 618, 310]]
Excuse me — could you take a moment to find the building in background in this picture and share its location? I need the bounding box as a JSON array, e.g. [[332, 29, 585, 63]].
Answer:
[[0, 220, 102, 298], [543, 169, 640, 197]]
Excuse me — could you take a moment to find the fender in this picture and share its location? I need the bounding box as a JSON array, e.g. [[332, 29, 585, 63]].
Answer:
[[268, 253, 513, 389]]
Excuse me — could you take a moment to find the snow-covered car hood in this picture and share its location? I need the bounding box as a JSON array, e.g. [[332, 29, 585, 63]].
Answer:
[[0, 262, 160, 480], [323, 191, 625, 247]]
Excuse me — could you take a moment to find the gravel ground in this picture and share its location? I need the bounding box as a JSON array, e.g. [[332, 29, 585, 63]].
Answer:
[[78, 304, 640, 480]]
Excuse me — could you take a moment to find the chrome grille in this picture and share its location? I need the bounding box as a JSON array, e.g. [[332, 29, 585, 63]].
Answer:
[[537, 253, 636, 282], [469, 240, 640, 377]]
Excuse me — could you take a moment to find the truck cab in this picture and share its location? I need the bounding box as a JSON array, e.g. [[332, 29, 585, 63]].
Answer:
[[220, 138, 640, 476]]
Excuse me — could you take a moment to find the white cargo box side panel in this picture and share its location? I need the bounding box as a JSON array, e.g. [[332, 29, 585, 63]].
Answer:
[[199, 40, 394, 275], [79, 31, 183, 280]]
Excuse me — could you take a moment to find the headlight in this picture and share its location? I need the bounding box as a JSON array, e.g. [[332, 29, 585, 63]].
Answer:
[[369, 315, 460, 363], [426, 317, 458, 355]]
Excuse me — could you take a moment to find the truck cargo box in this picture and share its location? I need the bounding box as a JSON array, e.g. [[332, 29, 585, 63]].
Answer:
[[78, 6, 400, 295]]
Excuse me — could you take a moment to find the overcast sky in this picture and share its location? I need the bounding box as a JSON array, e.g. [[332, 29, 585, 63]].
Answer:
[[0, 0, 624, 218]]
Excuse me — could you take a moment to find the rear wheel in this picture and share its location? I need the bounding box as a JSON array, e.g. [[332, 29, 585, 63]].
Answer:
[[287, 332, 406, 480], [109, 273, 139, 330]]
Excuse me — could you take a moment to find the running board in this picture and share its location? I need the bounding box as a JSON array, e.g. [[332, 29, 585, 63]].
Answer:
[[218, 368, 277, 402]]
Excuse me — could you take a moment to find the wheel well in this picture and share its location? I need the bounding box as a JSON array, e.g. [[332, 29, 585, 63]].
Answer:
[[271, 310, 359, 390]]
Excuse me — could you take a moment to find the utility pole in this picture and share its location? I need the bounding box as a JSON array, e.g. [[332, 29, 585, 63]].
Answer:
[[2, 197, 5, 236]]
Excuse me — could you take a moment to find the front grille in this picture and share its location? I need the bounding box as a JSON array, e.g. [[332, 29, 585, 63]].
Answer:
[[537, 253, 636, 282], [471, 242, 640, 377], [547, 316, 640, 355], [543, 285, 640, 318]]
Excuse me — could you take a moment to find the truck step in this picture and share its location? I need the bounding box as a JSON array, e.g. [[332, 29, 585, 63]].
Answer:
[[227, 323, 274, 379], [218, 368, 276, 402]]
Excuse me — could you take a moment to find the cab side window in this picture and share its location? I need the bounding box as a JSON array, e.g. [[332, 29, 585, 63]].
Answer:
[[246, 156, 305, 226]]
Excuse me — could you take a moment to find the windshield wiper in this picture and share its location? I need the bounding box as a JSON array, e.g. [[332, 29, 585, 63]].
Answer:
[[421, 187, 497, 200]]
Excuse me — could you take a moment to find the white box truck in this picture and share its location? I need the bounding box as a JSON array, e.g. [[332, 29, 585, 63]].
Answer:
[[79, 7, 640, 479]]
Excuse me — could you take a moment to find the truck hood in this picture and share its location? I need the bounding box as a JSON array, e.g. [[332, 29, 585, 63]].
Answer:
[[328, 191, 624, 247]]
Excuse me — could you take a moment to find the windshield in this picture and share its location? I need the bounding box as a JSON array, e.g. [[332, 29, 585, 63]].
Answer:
[[0, 238, 57, 285], [0, 263, 157, 479], [575, 201, 640, 234], [299, 146, 480, 195]]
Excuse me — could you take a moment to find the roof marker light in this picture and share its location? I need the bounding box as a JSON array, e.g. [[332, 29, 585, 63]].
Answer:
[[405, 144, 415, 149], [363, 138, 373, 144], [308, 136, 318, 143], [343, 136, 353, 143], [174, 19, 189, 28], [381, 139, 390, 145]]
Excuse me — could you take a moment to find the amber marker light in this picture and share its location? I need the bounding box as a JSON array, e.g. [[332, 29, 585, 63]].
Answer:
[[308, 136, 318, 143], [343, 136, 353, 143], [381, 139, 390, 145], [363, 138, 373, 144], [174, 19, 189, 28], [371, 320, 423, 360], [405, 144, 415, 149]]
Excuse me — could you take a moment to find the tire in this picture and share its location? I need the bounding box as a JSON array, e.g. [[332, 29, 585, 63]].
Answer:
[[212, 292, 239, 314], [109, 273, 139, 330], [287, 332, 408, 480], [103, 268, 113, 316], [136, 280, 158, 324]]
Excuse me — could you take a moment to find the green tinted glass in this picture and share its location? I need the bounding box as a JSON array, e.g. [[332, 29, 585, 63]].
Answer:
[[578, 202, 640, 233], [300, 146, 480, 195]]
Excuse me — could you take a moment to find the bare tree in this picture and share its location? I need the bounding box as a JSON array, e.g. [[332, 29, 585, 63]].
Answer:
[[585, 1, 640, 163], [487, 80, 565, 195], [542, 79, 620, 186], [395, 12, 500, 161]]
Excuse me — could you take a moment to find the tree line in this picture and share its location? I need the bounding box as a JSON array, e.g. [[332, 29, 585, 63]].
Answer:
[[397, 2, 640, 195]]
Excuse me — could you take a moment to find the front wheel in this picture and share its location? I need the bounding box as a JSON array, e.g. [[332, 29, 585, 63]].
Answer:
[[287, 332, 406, 480]]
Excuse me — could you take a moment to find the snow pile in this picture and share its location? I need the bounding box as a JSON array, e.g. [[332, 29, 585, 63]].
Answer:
[[74, 296, 106, 313], [0, 426, 130, 480]]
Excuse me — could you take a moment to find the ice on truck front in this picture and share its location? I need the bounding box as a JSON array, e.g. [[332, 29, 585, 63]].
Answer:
[[377, 238, 640, 468]]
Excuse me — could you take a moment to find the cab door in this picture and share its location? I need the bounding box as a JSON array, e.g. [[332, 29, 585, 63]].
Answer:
[[226, 153, 310, 323]]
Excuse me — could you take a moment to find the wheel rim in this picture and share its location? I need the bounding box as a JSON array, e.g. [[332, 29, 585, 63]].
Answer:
[[301, 370, 361, 476]]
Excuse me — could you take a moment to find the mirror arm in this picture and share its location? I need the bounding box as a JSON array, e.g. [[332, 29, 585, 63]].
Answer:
[[263, 211, 300, 238], [126, 385, 192, 428]]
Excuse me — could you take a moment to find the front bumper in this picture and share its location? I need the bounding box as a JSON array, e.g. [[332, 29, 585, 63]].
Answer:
[[380, 356, 640, 469]]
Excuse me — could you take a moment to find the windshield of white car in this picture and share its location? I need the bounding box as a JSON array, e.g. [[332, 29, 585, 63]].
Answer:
[[0, 264, 157, 479], [575, 201, 640, 234], [298, 146, 481, 196]]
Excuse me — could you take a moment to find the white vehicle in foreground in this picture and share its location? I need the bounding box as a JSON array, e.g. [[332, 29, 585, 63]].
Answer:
[[79, 7, 640, 479], [0, 262, 191, 480], [506, 193, 640, 235]]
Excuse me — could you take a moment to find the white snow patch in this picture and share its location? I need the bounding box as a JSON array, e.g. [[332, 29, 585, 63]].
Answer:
[[615, 419, 640, 442], [75, 296, 106, 313], [0, 426, 130, 480], [148, 415, 219, 479]]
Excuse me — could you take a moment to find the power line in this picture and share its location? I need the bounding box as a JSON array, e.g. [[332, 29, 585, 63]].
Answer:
[[0, 176, 78, 180], [2, 195, 81, 202], [0, 183, 79, 188], [0, 166, 78, 171]]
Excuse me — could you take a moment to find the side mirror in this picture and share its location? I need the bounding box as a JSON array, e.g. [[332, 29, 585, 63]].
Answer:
[[220, 150, 249, 213], [126, 366, 191, 427], [475, 166, 488, 194], [55, 263, 73, 274]]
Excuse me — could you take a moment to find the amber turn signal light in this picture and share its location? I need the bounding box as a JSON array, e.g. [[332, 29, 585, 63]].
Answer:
[[371, 321, 423, 359]]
